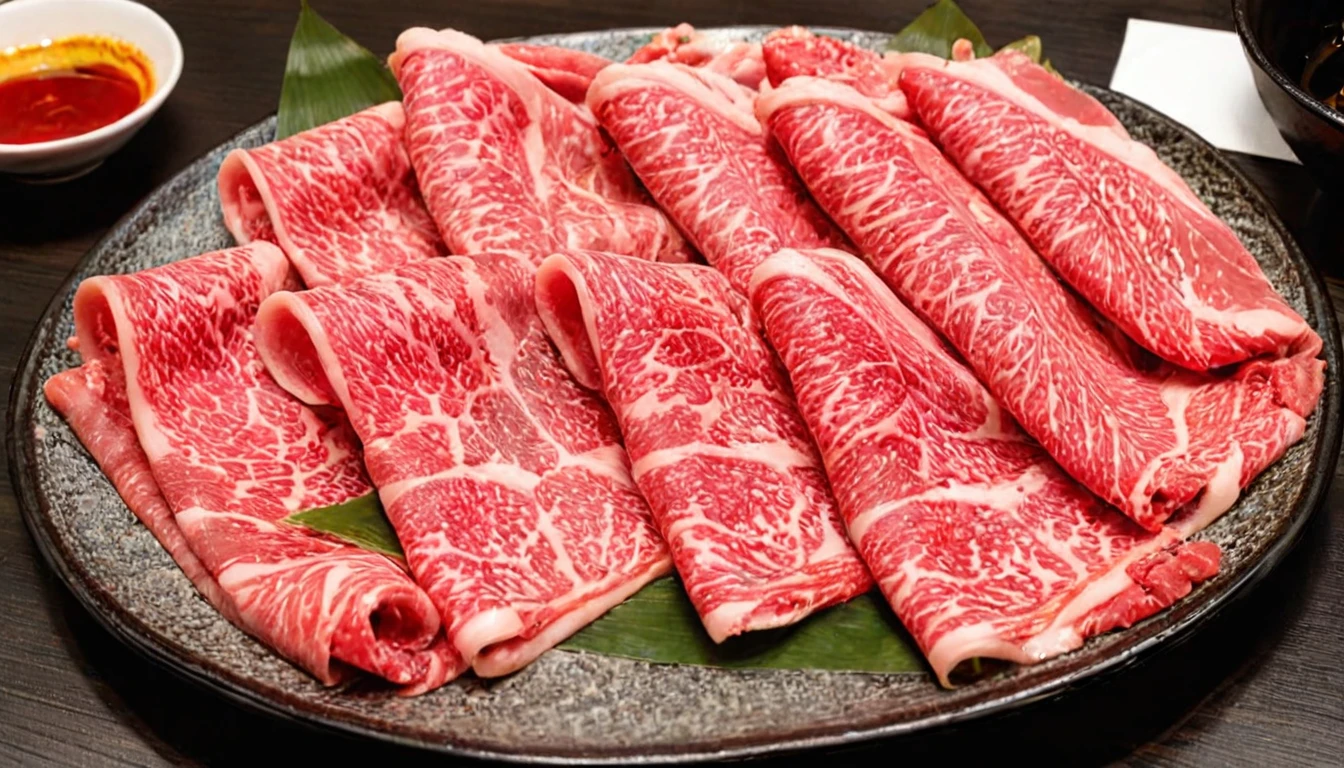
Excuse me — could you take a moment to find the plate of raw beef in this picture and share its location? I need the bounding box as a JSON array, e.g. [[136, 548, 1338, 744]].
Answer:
[[8, 24, 1341, 763]]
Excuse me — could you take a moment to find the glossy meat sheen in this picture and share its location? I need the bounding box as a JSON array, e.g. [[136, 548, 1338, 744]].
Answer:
[[626, 23, 766, 90], [255, 254, 671, 677], [535, 250, 871, 642], [894, 50, 1319, 371], [217, 102, 447, 287], [70, 243, 456, 691], [390, 28, 693, 265], [496, 43, 611, 103], [587, 60, 846, 295], [760, 78, 1323, 532], [749, 248, 1219, 686]]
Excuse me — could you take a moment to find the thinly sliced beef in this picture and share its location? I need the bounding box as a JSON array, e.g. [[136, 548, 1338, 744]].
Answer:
[[761, 26, 909, 117], [67, 242, 458, 691], [892, 49, 1318, 371], [749, 247, 1219, 685], [44, 361, 238, 625], [389, 28, 692, 264], [496, 43, 611, 103], [534, 250, 871, 642], [218, 102, 446, 287], [759, 77, 1323, 533], [254, 254, 671, 676], [626, 23, 766, 90], [588, 60, 846, 294]]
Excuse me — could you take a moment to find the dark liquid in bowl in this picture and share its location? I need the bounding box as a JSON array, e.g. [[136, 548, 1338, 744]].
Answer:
[[1301, 21, 1344, 109]]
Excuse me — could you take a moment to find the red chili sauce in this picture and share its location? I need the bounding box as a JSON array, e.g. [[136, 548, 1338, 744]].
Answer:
[[0, 65, 142, 144], [0, 35, 153, 145]]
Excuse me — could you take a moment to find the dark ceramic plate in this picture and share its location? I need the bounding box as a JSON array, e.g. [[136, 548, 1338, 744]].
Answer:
[[7, 26, 1342, 765]]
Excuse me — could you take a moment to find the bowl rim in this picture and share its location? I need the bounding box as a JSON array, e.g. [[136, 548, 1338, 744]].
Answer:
[[0, 0, 184, 156], [1232, 0, 1344, 133]]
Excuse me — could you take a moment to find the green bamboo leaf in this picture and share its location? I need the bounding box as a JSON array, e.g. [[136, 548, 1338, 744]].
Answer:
[[886, 0, 994, 59], [276, 0, 402, 139], [559, 578, 924, 673], [285, 492, 405, 558], [999, 34, 1043, 63]]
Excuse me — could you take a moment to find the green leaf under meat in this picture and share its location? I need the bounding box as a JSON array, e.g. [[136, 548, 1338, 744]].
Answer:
[[559, 577, 924, 674], [284, 491, 405, 558], [276, 0, 402, 139], [886, 0, 995, 59], [999, 34, 1043, 63], [886, 2, 1062, 76]]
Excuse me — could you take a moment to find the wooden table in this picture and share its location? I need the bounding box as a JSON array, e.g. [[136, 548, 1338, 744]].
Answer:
[[1, 1, 1340, 765]]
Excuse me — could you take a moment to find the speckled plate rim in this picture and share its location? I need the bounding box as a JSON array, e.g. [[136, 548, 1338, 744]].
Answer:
[[7, 25, 1343, 765]]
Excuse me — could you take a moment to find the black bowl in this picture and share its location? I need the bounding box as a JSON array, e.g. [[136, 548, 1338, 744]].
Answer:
[[1234, 0, 1344, 191]]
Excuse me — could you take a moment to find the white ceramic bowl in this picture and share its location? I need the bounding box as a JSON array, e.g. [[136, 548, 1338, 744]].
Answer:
[[0, 0, 183, 182]]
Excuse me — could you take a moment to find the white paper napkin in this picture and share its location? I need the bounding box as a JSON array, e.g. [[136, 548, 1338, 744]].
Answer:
[[1109, 18, 1300, 163]]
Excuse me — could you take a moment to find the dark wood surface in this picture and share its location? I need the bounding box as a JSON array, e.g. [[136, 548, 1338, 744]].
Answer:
[[1, 1, 1341, 765]]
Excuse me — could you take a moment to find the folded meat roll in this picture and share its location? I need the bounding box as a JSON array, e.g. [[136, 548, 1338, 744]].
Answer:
[[534, 250, 872, 642], [255, 254, 671, 677], [750, 247, 1219, 686], [44, 361, 239, 626], [218, 102, 447, 288], [389, 28, 693, 264], [758, 74, 1322, 534], [587, 59, 846, 294], [892, 48, 1321, 371], [56, 242, 456, 692]]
